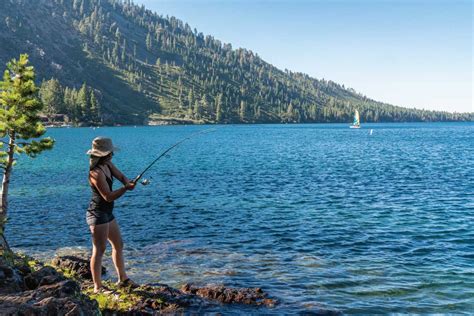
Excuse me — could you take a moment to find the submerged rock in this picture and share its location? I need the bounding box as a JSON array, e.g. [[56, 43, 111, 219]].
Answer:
[[180, 283, 277, 307]]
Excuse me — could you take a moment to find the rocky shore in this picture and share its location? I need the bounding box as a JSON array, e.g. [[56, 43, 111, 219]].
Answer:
[[0, 253, 277, 315]]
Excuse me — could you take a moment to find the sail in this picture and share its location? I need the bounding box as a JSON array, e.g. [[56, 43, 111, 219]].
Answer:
[[353, 110, 360, 126]]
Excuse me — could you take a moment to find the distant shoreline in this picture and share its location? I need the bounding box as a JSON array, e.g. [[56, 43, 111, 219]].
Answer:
[[45, 120, 474, 129]]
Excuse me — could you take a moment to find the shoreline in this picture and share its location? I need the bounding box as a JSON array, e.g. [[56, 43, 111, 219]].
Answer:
[[44, 120, 474, 129], [0, 252, 279, 315]]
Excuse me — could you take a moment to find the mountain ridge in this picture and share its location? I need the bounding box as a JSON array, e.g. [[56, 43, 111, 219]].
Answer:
[[0, 0, 472, 125]]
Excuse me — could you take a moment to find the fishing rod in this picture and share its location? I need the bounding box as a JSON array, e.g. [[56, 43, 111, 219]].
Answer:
[[132, 128, 216, 185]]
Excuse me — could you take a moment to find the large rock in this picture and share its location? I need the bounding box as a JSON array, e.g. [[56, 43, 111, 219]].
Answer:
[[52, 255, 105, 280], [0, 265, 23, 295], [0, 280, 98, 315], [24, 266, 65, 290], [0, 262, 98, 315]]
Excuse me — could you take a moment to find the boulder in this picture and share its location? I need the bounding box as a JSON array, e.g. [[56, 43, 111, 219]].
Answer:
[[52, 255, 105, 280], [24, 266, 64, 290], [0, 264, 22, 295], [0, 274, 98, 315]]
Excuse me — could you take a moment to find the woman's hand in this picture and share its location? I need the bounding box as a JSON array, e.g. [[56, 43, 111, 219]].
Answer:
[[125, 181, 136, 191]]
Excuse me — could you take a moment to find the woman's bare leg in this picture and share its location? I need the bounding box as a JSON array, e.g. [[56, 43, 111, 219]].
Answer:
[[107, 219, 128, 282], [90, 223, 109, 292]]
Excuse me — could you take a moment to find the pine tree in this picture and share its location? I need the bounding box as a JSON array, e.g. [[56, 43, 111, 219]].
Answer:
[[200, 94, 209, 114], [239, 100, 246, 121], [187, 105, 193, 118], [286, 102, 294, 122], [216, 93, 223, 122], [121, 39, 127, 64], [0, 54, 54, 251], [78, 83, 90, 122], [193, 100, 201, 119], [187, 89, 194, 108], [63, 87, 77, 122], [39, 78, 65, 120], [90, 90, 101, 124], [146, 33, 152, 51], [73, 0, 81, 11], [115, 28, 121, 41], [79, 0, 85, 15], [112, 42, 119, 65]]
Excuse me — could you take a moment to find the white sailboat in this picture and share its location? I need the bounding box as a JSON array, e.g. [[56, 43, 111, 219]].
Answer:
[[350, 110, 361, 129]]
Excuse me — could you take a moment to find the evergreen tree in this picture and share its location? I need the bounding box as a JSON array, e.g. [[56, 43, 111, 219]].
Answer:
[[121, 39, 127, 64], [39, 78, 65, 120], [115, 28, 121, 41], [79, 0, 85, 15], [193, 99, 201, 119], [73, 0, 81, 11], [90, 90, 101, 124], [112, 42, 119, 64], [239, 100, 246, 121], [187, 105, 193, 118], [216, 93, 223, 122], [146, 33, 152, 51], [187, 89, 194, 108], [78, 83, 90, 122], [0, 54, 54, 251], [63, 87, 77, 122], [200, 94, 209, 113]]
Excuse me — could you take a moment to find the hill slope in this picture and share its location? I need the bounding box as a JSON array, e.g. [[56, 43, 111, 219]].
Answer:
[[0, 0, 471, 124]]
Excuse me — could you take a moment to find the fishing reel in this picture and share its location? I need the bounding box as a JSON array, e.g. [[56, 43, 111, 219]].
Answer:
[[132, 176, 152, 186], [141, 178, 151, 186]]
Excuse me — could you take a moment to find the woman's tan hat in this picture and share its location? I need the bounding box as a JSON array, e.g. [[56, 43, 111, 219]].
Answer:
[[86, 137, 119, 157]]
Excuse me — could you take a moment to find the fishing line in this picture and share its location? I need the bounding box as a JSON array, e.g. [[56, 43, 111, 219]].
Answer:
[[133, 127, 217, 185]]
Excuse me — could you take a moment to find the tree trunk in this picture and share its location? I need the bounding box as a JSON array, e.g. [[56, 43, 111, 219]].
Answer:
[[0, 132, 15, 253]]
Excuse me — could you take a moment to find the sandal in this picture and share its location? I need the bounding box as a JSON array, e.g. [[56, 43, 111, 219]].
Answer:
[[117, 278, 140, 289]]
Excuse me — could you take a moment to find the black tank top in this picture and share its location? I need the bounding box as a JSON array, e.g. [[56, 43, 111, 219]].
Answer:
[[88, 164, 114, 213]]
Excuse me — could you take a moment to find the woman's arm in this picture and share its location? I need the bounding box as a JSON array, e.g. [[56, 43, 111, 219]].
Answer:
[[106, 161, 130, 185], [90, 169, 134, 202]]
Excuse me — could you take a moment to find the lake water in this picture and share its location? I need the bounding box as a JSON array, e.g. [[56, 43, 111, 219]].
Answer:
[[7, 123, 474, 314]]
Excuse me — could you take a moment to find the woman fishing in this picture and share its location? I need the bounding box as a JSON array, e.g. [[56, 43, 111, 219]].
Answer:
[[86, 137, 137, 293]]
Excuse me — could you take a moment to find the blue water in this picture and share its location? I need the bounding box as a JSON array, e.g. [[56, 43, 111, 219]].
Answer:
[[7, 123, 474, 314]]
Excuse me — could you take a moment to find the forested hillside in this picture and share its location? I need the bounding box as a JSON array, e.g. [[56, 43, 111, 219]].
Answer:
[[0, 0, 471, 125]]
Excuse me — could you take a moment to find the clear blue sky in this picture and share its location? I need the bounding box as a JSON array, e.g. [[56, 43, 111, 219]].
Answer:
[[137, 0, 473, 113]]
